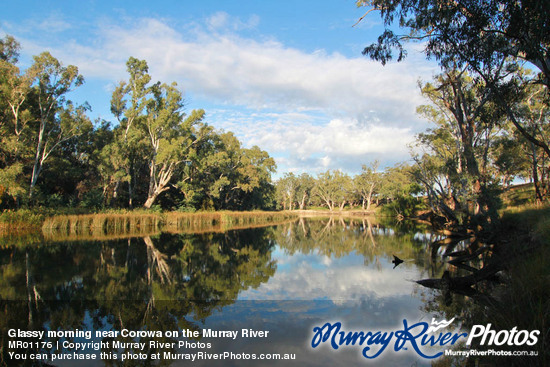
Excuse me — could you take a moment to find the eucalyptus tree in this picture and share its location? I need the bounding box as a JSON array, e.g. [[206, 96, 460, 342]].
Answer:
[[377, 163, 424, 218], [378, 163, 419, 202], [314, 170, 352, 211], [354, 160, 380, 211], [357, 0, 550, 173], [358, 0, 549, 73], [276, 172, 298, 210], [26, 52, 91, 200], [109, 57, 151, 208], [228, 144, 276, 210], [511, 84, 550, 202], [491, 133, 530, 188], [0, 43, 32, 150], [414, 68, 505, 222], [296, 173, 315, 210], [0, 35, 19, 63], [142, 82, 209, 208], [0, 38, 92, 204], [178, 131, 276, 210], [0, 36, 28, 201]]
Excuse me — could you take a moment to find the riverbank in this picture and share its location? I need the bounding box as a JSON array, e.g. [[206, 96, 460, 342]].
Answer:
[[0, 210, 300, 247], [1, 205, 548, 363], [0, 207, 381, 234], [0, 209, 298, 231], [459, 205, 550, 366]]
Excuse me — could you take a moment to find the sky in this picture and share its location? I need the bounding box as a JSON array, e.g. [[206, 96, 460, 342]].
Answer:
[[1, 0, 440, 178]]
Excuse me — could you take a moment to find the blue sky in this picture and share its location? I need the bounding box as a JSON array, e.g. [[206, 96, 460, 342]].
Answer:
[[1, 1, 439, 178]]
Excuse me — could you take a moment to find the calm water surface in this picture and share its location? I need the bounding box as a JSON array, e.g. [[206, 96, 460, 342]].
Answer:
[[1, 217, 455, 366]]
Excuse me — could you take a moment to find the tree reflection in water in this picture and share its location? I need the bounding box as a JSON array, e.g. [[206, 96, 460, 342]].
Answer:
[[0, 227, 276, 365], [0, 217, 476, 366]]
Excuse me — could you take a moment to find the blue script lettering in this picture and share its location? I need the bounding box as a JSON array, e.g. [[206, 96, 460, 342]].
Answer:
[[361, 330, 394, 359], [311, 322, 392, 358], [311, 319, 468, 360], [311, 322, 342, 349], [394, 320, 441, 359]]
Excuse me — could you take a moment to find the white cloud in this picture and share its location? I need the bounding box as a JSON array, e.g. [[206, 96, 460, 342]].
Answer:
[[12, 14, 437, 175], [240, 249, 419, 302], [206, 11, 260, 32], [209, 110, 414, 174], [35, 14, 73, 33], [37, 17, 430, 120]]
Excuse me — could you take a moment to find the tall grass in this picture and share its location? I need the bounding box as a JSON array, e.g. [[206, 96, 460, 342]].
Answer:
[[493, 204, 550, 365], [165, 211, 297, 231], [501, 183, 536, 207], [39, 210, 298, 241], [0, 209, 45, 229], [3, 209, 296, 245], [42, 212, 165, 236]]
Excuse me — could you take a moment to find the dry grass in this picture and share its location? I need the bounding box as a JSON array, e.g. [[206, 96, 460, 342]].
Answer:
[[38, 211, 298, 241]]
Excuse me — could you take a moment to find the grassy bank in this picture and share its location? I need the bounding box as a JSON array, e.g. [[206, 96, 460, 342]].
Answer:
[[482, 205, 550, 365], [38, 210, 297, 238], [0, 209, 47, 230]]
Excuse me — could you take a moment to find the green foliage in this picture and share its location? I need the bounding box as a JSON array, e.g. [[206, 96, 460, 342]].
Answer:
[[0, 209, 45, 227], [0, 38, 278, 213], [410, 69, 511, 226], [358, 0, 550, 210], [358, 0, 550, 87], [353, 161, 380, 211], [381, 195, 425, 218], [78, 188, 104, 210], [313, 170, 353, 211]]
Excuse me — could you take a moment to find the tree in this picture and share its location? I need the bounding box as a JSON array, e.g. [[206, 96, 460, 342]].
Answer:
[[0, 35, 19, 63], [143, 82, 208, 208], [230, 145, 276, 210], [275, 172, 313, 211], [511, 84, 550, 202], [417, 69, 506, 221], [72, 119, 115, 208], [276, 173, 298, 210], [378, 163, 424, 218], [0, 48, 33, 148], [378, 163, 420, 201], [314, 170, 352, 211], [27, 52, 90, 199], [111, 57, 150, 141], [358, 0, 549, 84], [491, 132, 530, 188], [358, 0, 550, 176], [354, 160, 380, 211], [109, 57, 151, 208], [296, 173, 315, 210], [0, 36, 28, 204], [0, 39, 93, 206], [179, 131, 276, 211]]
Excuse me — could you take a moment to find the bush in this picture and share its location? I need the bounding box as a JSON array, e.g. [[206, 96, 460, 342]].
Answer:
[[381, 195, 425, 218], [79, 189, 105, 210]]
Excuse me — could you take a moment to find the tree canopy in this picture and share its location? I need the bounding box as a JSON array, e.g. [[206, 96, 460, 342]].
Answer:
[[0, 36, 276, 211]]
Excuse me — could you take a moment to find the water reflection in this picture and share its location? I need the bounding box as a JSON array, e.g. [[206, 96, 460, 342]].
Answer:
[[0, 218, 447, 366]]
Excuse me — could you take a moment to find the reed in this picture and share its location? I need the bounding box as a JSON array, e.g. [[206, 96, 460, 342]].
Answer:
[[42, 212, 165, 237], [38, 210, 298, 240], [164, 211, 297, 231]]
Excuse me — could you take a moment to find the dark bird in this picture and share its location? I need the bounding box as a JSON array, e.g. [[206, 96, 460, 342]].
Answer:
[[392, 255, 404, 269]]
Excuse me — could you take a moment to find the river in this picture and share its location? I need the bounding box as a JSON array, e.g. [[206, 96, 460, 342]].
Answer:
[[0, 216, 472, 366]]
